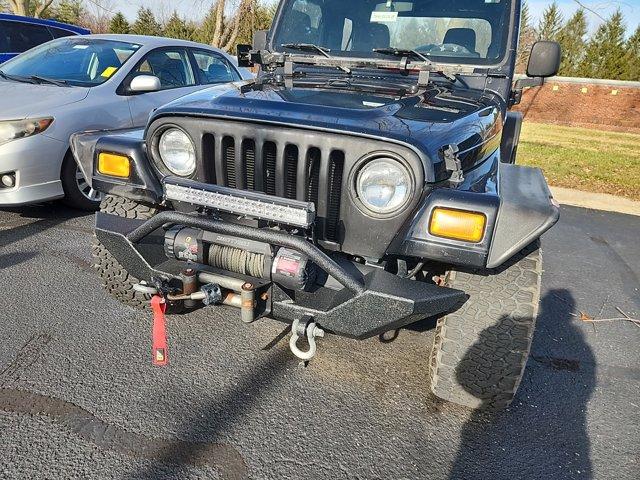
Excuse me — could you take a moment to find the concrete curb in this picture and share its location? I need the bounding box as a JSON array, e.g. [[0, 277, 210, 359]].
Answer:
[[550, 187, 640, 217]]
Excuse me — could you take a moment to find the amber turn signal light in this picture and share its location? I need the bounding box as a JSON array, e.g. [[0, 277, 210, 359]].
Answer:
[[429, 208, 486, 243], [98, 152, 130, 178]]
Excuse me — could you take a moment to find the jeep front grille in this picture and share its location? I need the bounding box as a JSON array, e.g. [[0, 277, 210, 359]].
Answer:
[[202, 133, 344, 243]]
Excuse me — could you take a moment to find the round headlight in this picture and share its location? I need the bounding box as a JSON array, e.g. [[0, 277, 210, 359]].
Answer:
[[158, 128, 196, 176], [356, 158, 412, 214]]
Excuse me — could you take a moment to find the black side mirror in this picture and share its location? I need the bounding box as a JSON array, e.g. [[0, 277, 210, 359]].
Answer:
[[237, 31, 269, 68], [527, 41, 561, 78], [237, 44, 252, 67]]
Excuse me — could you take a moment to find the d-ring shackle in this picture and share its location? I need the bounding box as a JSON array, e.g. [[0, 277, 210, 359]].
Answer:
[[289, 317, 325, 361]]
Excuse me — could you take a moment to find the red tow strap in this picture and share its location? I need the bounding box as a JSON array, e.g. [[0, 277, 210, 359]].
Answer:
[[151, 295, 168, 366]]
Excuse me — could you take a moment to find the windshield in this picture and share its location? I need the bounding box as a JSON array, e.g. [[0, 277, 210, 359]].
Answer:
[[0, 38, 140, 87], [272, 0, 513, 65]]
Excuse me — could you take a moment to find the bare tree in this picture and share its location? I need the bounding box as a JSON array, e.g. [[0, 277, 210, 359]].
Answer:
[[83, 0, 115, 33], [8, 0, 55, 17], [208, 0, 254, 51]]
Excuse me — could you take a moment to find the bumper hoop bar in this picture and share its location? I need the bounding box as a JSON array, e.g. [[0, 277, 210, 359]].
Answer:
[[126, 211, 366, 296]]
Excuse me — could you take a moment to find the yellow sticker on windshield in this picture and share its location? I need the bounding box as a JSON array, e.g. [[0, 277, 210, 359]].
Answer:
[[101, 66, 117, 78]]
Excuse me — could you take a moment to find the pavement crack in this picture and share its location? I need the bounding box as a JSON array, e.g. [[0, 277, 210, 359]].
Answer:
[[530, 355, 580, 372], [0, 333, 52, 387], [0, 388, 248, 479]]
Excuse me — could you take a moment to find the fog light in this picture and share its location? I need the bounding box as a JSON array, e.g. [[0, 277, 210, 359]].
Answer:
[[429, 208, 486, 243], [98, 152, 130, 178], [1, 173, 15, 188]]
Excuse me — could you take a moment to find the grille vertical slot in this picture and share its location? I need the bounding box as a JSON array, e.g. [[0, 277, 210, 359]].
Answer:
[[263, 142, 277, 196], [284, 145, 298, 200], [222, 136, 236, 188], [242, 139, 256, 191], [202, 133, 216, 183], [306, 148, 321, 206], [325, 151, 344, 242]]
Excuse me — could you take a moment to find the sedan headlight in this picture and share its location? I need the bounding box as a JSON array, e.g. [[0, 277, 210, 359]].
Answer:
[[356, 158, 412, 214], [0, 118, 53, 146], [158, 128, 196, 176]]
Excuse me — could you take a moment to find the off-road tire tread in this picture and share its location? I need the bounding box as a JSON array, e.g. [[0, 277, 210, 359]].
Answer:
[[92, 195, 159, 309], [429, 241, 542, 410]]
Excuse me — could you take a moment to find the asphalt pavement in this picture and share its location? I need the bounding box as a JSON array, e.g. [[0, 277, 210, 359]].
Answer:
[[0, 203, 638, 480]]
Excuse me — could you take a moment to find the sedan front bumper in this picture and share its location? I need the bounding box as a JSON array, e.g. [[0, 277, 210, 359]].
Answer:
[[0, 134, 67, 206]]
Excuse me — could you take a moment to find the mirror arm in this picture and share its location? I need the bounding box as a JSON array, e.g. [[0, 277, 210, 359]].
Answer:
[[510, 77, 544, 106]]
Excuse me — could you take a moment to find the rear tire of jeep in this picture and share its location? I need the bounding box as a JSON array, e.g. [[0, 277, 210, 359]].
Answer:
[[429, 241, 542, 410], [92, 195, 159, 310]]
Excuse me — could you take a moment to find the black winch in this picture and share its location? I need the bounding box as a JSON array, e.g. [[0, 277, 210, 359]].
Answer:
[[163, 226, 317, 291]]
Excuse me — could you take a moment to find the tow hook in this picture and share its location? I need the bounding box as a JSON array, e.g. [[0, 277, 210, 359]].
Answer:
[[289, 316, 325, 361]]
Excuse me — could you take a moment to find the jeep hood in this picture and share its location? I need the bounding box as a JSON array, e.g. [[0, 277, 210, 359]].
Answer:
[[0, 81, 89, 120], [152, 82, 503, 183]]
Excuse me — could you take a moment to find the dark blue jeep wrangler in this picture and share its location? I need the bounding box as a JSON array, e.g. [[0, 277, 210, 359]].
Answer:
[[73, 0, 560, 410]]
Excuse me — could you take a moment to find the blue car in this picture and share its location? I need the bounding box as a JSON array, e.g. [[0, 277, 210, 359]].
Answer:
[[0, 13, 89, 63]]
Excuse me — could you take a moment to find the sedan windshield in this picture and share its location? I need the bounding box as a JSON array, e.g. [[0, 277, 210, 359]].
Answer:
[[0, 38, 140, 87], [272, 0, 513, 65]]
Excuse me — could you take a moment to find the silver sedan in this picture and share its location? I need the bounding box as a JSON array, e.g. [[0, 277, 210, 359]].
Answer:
[[0, 34, 253, 210]]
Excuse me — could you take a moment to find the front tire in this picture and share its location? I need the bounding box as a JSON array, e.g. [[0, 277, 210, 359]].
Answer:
[[92, 195, 159, 309], [429, 241, 542, 410]]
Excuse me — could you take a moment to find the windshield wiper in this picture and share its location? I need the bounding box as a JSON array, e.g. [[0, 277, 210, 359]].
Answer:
[[29, 75, 69, 87], [281, 43, 351, 74], [0, 70, 38, 84], [373, 48, 457, 82]]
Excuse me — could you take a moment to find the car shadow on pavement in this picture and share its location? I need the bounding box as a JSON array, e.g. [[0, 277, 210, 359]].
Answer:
[[0, 203, 91, 250], [448, 289, 596, 480]]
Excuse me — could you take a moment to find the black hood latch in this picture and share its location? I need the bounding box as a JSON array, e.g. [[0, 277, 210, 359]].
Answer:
[[443, 144, 464, 186]]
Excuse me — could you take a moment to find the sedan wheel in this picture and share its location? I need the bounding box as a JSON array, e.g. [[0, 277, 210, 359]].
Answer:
[[61, 152, 102, 211], [75, 166, 103, 202]]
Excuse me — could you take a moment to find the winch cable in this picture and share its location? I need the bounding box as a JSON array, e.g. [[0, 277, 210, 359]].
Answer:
[[208, 244, 265, 278]]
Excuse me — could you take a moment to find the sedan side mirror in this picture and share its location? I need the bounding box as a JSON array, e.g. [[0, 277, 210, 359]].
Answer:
[[527, 41, 561, 78], [129, 75, 161, 93]]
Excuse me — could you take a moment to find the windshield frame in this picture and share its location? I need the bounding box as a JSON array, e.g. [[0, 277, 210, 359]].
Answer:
[[269, 0, 518, 73], [0, 37, 142, 88]]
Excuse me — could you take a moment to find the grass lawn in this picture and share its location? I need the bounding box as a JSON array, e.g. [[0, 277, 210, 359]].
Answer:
[[517, 122, 640, 201]]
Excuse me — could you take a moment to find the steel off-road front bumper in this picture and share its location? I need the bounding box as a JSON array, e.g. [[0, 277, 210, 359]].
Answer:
[[95, 208, 466, 340]]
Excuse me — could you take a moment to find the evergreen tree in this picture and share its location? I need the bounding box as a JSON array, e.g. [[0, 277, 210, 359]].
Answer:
[[109, 12, 130, 34], [163, 11, 196, 40], [196, 2, 218, 45], [579, 10, 627, 80], [131, 7, 162, 37], [52, 0, 84, 25], [557, 9, 588, 77], [517, 1, 537, 73], [537, 2, 563, 41], [622, 26, 640, 81]]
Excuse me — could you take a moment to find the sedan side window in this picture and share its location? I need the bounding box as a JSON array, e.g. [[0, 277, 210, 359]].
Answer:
[[48, 27, 76, 39], [0, 20, 53, 53], [130, 48, 196, 90], [191, 50, 240, 85]]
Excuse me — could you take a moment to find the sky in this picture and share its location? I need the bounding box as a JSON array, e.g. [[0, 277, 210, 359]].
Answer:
[[113, 0, 640, 36]]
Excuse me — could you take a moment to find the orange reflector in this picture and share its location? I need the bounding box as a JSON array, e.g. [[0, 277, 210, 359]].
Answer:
[[429, 208, 486, 243], [98, 152, 130, 178]]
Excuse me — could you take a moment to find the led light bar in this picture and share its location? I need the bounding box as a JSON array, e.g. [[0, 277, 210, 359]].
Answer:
[[164, 177, 316, 228]]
